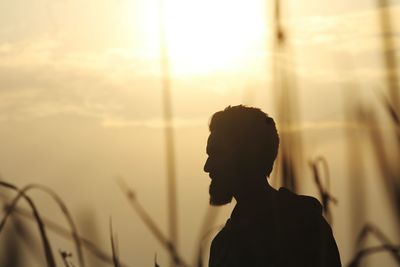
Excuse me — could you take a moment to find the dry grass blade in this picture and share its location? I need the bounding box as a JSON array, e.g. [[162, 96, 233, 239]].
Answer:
[[194, 225, 223, 267], [116, 178, 167, 245], [376, 0, 399, 109], [116, 178, 189, 267], [109, 218, 121, 267], [1, 216, 24, 267], [379, 91, 400, 143], [196, 247, 203, 267], [356, 223, 400, 264], [309, 157, 338, 223], [11, 215, 43, 265], [1, 201, 131, 267], [0, 181, 56, 267], [357, 223, 393, 246], [0, 183, 85, 267], [380, 93, 400, 125], [193, 206, 219, 266], [0, 190, 129, 266], [159, 0, 179, 260], [364, 110, 400, 224], [33, 184, 85, 267], [346, 244, 400, 267], [270, 0, 303, 193], [59, 250, 75, 267], [155, 254, 160, 267]]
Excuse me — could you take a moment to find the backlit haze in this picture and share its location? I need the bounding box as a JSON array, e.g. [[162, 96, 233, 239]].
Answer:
[[0, 0, 400, 266]]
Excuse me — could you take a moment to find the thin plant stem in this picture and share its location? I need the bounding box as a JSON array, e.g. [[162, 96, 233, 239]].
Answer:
[[109, 218, 121, 267], [0, 183, 85, 267], [116, 178, 189, 267], [158, 0, 179, 265], [0, 191, 128, 267], [0, 181, 56, 267]]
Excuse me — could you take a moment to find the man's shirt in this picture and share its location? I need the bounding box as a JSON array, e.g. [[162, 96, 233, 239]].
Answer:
[[209, 188, 341, 267]]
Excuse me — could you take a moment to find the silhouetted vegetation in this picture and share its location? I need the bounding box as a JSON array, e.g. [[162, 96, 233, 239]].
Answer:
[[0, 0, 399, 266]]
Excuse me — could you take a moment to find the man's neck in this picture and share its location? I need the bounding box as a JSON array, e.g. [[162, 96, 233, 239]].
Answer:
[[233, 177, 277, 205]]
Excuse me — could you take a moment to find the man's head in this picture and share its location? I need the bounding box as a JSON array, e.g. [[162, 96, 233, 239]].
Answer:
[[204, 105, 279, 206]]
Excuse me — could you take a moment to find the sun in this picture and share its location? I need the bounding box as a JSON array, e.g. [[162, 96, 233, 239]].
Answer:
[[122, 0, 267, 76], [164, 0, 266, 75]]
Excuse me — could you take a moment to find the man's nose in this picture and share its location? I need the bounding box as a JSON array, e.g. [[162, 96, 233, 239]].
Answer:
[[204, 157, 210, 173]]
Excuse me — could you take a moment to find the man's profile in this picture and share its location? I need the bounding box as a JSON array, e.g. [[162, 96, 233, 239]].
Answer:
[[204, 105, 341, 267]]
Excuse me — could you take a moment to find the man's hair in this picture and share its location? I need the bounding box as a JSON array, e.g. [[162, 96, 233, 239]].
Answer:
[[209, 105, 279, 177]]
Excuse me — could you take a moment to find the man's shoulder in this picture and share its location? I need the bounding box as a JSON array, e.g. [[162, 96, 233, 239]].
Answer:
[[277, 187, 323, 217], [211, 222, 230, 243], [209, 220, 243, 267], [210, 188, 324, 247]]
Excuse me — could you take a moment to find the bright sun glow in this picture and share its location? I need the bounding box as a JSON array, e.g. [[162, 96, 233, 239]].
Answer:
[[124, 0, 267, 75]]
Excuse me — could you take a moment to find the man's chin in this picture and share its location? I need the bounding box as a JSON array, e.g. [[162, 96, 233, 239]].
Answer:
[[209, 181, 234, 206], [209, 190, 233, 206], [209, 197, 232, 206]]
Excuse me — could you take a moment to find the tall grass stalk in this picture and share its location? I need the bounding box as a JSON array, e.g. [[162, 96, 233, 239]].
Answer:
[[377, 0, 399, 110], [155, 254, 161, 267], [309, 157, 338, 224], [351, 223, 400, 265], [364, 110, 400, 228], [1, 215, 26, 267], [192, 207, 219, 266], [346, 244, 400, 267], [158, 0, 178, 265], [0, 181, 56, 267], [109, 218, 121, 267], [194, 225, 223, 267], [11, 214, 43, 266], [116, 178, 189, 267], [0, 183, 85, 267], [376, 0, 400, 234], [357, 223, 398, 255], [341, 88, 368, 256], [0, 197, 130, 267], [59, 250, 75, 267], [269, 0, 302, 192]]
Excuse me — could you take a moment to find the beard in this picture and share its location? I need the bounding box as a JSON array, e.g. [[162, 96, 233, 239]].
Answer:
[[209, 178, 234, 206]]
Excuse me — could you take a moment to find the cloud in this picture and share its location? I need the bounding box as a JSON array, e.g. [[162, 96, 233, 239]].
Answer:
[[0, 39, 163, 122], [0, 38, 250, 125], [281, 120, 363, 132], [100, 116, 207, 128], [1, 4, 399, 126], [269, 5, 400, 84], [286, 4, 400, 50]]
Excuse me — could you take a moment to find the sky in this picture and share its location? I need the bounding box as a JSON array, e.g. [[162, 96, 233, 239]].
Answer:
[[0, 0, 400, 266]]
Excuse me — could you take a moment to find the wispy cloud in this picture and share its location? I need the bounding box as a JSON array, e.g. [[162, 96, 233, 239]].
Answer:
[[100, 116, 208, 129], [1, 3, 399, 126], [0, 38, 246, 125], [287, 4, 400, 50], [275, 4, 400, 84]]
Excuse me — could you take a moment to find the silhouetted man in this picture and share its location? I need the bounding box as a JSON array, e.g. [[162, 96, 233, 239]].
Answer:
[[204, 105, 341, 267]]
